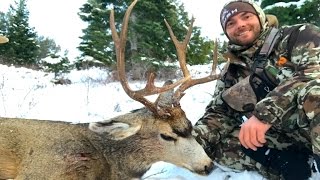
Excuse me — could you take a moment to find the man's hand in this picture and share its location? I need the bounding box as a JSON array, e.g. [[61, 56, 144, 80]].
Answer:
[[239, 115, 271, 151]]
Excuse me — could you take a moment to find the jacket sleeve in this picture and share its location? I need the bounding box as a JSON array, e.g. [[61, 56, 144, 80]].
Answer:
[[193, 77, 242, 154], [253, 24, 320, 128]]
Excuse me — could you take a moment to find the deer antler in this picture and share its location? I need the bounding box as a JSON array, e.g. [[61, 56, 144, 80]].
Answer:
[[165, 16, 220, 106], [110, 0, 221, 118]]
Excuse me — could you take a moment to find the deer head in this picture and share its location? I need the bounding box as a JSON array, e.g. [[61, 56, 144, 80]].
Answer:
[[89, 0, 221, 177]]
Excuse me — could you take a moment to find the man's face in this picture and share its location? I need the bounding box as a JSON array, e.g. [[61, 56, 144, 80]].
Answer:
[[225, 12, 261, 46]]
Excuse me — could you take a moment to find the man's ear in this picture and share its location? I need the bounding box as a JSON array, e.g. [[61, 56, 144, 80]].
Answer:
[[89, 119, 142, 140]]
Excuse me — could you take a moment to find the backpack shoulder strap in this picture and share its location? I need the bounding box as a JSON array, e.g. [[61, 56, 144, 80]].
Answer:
[[283, 25, 303, 60], [252, 27, 280, 71], [250, 28, 281, 98], [259, 27, 280, 57]]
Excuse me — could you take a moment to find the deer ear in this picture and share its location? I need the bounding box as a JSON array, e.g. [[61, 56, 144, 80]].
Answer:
[[89, 120, 142, 140]]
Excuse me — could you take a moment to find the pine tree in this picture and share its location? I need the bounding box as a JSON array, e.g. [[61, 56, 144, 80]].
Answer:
[[2, 0, 39, 66], [261, 0, 319, 26], [77, 0, 213, 69], [0, 12, 9, 35], [36, 36, 62, 61], [77, 0, 113, 67], [42, 50, 72, 78], [0, 12, 10, 58], [298, 0, 319, 26]]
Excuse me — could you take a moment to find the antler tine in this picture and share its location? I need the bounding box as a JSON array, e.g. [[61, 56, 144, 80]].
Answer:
[[174, 39, 221, 106], [110, 0, 188, 116], [165, 21, 220, 107], [164, 17, 194, 78]]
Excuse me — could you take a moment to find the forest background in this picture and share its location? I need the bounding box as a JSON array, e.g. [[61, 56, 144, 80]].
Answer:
[[0, 0, 318, 79]]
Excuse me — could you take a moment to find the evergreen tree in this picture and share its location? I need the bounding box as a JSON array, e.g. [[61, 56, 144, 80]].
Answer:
[[261, 0, 319, 26], [1, 0, 39, 66], [0, 12, 10, 58], [77, 0, 113, 66], [42, 50, 72, 78], [187, 29, 214, 65], [36, 36, 61, 61], [298, 0, 319, 26], [260, 0, 300, 8], [77, 0, 213, 69], [0, 12, 9, 35]]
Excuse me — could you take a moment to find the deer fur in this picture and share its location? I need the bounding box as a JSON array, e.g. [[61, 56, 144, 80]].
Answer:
[[0, 0, 221, 179], [0, 108, 213, 180]]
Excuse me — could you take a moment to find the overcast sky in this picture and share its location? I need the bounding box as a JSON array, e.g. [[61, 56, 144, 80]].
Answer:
[[0, 0, 228, 59]]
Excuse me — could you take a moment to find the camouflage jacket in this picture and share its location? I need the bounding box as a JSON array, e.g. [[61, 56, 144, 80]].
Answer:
[[196, 23, 320, 144]]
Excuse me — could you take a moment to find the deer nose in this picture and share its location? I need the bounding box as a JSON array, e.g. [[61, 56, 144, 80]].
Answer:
[[204, 161, 216, 175]]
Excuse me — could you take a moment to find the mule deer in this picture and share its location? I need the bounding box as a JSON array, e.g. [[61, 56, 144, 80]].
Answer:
[[0, 0, 221, 179]]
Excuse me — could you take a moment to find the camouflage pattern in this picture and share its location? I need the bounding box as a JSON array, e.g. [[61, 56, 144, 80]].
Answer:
[[221, 76, 257, 112], [193, 22, 320, 179]]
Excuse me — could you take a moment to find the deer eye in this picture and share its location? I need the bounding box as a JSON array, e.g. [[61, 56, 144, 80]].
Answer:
[[160, 134, 177, 142]]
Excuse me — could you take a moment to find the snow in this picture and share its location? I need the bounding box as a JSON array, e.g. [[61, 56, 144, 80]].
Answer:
[[0, 63, 318, 180]]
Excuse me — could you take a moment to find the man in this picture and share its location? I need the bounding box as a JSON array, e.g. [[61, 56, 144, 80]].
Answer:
[[192, 0, 320, 179]]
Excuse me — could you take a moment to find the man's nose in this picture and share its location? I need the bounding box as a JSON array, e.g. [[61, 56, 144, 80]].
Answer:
[[234, 19, 247, 30]]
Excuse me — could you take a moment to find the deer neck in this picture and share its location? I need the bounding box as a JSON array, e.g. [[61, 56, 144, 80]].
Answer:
[[91, 133, 152, 179]]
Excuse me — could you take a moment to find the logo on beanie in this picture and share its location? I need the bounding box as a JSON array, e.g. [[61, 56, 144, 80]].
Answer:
[[221, 8, 238, 29]]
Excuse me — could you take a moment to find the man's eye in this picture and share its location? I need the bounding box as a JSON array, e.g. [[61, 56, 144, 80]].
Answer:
[[226, 22, 234, 28], [244, 14, 252, 19]]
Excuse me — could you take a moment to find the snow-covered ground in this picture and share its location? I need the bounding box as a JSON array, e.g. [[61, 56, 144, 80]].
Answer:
[[0, 64, 318, 180]]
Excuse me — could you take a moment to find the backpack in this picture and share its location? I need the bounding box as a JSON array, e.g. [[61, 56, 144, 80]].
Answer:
[[250, 25, 302, 100]]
